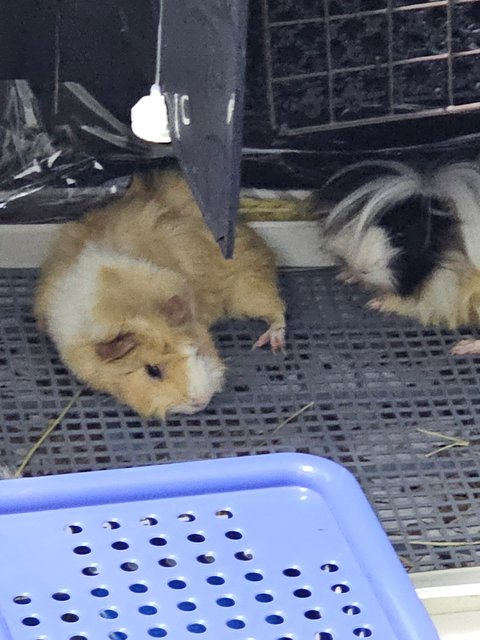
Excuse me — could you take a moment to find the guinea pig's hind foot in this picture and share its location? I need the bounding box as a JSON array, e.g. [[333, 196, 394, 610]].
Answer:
[[337, 269, 358, 285], [451, 338, 480, 356], [252, 325, 286, 354], [366, 296, 386, 312], [366, 294, 396, 314]]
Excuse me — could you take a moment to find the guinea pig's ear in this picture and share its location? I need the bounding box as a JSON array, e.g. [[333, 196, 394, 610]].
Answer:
[[95, 332, 138, 362], [157, 295, 191, 327]]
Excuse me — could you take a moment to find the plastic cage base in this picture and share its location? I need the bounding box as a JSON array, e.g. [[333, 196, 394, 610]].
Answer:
[[0, 453, 438, 640]]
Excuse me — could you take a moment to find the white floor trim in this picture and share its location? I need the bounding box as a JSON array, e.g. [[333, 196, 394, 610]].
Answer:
[[249, 221, 334, 268], [0, 224, 61, 269], [0, 221, 336, 269], [411, 567, 480, 639]]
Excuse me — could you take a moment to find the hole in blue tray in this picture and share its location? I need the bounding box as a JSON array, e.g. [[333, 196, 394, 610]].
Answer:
[[216, 597, 235, 607], [139, 605, 158, 615], [206, 576, 225, 585], [13, 595, 31, 605], [100, 609, 118, 619], [234, 551, 253, 561], [305, 610, 322, 620], [187, 623, 206, 633], [178, 601, 197, 612], [255, 593, 273, 603], [353, 630, 372, 638], [61, 613, 80, 623], [159, 558, 177, 568], [82, 566, 99, 576], [197, 554, 215, 564], [73, 545, 91, 555], [129, 583, 148, 593], [245, 572, 263, 582], [178, 513, 196, 522], [188, 533, 205, 543], [225, 530, 242, 540], [52, 592, 71, 601], [103, 521, 121, 530], [168, 579, 187, 590], [283, 568, 300, 577], [148, 629, 167, 638], [22, 617, 40, 626], [215, 510, 233, 519], [226, 619, 245, 629], [150, 537, 167, 546], [120, 562, 138, 572], [293, 588, 311, 598], [265, 614, 284, 625], [331, 584, 349, 594], [65, 525, 82, 534], [140, 517, 158, 526], [320, 563, 338, 573], [109, 632, 127, 640], [112, 541, 129, 550], [91, 588, 109, 597], [343, 605, 361, 615], [69, 635, 88, 640], [314, 634, 333, 640]]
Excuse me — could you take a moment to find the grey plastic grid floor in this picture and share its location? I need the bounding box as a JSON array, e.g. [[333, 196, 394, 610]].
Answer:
[[1, 267, 480, 573]]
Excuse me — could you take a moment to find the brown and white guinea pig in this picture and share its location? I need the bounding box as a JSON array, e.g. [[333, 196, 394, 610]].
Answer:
[[319, 159, 480, 353], [35, 169, 286, 418]]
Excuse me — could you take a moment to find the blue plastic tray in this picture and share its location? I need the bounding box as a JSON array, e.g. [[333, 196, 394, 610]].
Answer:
[[0, 453, 438, 640]]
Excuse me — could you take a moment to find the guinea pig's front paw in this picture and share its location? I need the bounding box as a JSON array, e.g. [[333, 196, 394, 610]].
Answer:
[[252, 325, 286, 354], [451, 338, 480, 356]]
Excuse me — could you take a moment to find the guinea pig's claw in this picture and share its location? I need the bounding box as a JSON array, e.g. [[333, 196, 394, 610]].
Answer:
[[366, 296, 388, 312], [451, 338, 480, 356], [252, 326, 286, 354], [337, 269, 357, 284]]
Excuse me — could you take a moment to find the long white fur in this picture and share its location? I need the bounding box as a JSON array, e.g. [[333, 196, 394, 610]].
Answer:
[[432, 161, 480, 269], [323, 161, 423, 235], [322, 164, 424, 289], [324, 176, 397, 232], [373, 249, 467, 327], [323, 158, 480, 298], [329, 224, 400, 291], [322, 159, 419, 193], [353, 175, 423, 243]]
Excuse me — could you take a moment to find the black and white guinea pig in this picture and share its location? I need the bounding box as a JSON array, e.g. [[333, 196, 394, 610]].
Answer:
[[319, 160, 480, 297]]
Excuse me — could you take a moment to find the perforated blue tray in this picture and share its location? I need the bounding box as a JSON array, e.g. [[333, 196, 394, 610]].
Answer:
[[0, 453, 438, 640]]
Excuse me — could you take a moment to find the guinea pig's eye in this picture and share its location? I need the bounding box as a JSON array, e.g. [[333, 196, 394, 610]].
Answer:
[[145, 364, 163, 380]]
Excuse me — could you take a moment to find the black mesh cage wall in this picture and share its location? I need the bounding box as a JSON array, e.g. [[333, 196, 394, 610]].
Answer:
[[4, 1, 480, 194], [242, 0, 480, 165]]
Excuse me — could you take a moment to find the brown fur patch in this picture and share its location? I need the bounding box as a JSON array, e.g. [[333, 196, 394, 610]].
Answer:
[[157, 295, 190, 326]]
